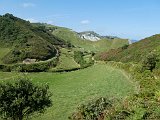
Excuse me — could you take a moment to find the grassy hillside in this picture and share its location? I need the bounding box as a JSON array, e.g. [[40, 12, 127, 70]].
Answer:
[[50, 48, 80, 71], [45, 24, 129, 52], [0, 63, 137, 120], [0, 14, 66, 64], [96, 34, 160, 63]]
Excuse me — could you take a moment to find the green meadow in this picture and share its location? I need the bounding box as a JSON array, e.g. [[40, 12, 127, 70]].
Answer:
[[51, 48, 80, 72], [0, 63, 137, 120]]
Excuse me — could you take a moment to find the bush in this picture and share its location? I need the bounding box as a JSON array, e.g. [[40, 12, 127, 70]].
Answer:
[[0, 77, 52, 120], [142, 52, 159, 72], [69, 97, 112, 120], [121, 44, 129, 50]]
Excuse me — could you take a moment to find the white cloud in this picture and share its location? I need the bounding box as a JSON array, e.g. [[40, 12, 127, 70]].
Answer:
[[26, 18, 38, 23], [22, 3, 35, 8], [81, 20, 90, 24]]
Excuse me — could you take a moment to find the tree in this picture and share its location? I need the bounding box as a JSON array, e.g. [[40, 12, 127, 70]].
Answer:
[[0, 77, 52, 120], [142, 52, 159, 72]]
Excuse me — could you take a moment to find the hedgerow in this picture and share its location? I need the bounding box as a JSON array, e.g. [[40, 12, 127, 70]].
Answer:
[[0, 57, 58, 72]]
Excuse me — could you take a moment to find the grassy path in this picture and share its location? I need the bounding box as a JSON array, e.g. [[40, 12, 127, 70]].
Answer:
[[0, 63, 138, 120], [0, 48, 10, 64], [51, 48, 80, 72]]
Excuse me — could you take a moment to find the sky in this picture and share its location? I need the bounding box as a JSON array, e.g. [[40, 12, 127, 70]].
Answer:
[[0, 0, 160, 40]]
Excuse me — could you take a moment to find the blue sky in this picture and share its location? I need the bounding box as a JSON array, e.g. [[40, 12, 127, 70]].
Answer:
[[0, 0, 160, 40]]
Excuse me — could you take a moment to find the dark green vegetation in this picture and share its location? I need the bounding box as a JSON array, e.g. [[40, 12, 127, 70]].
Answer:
[[0, 63, 137, 120], [96, 34, 160, 64], [0, 77, 52, 120], [142, 52, 159, 72], [0, 13, 66, 64]]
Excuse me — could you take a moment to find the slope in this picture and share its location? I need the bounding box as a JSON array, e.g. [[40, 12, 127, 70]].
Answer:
[[96, 34, 160, 63], [0, 14, 66, 64], [44, 24, 129, 52]]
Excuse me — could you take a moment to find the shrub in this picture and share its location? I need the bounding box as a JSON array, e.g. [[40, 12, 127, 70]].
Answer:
[[142, 52, 159, 72], [69, 97, 112, 120], [0, 77, 52, 120]]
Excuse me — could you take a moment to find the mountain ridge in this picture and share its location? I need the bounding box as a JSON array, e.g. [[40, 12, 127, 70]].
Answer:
[[78, 31, 120, 41]]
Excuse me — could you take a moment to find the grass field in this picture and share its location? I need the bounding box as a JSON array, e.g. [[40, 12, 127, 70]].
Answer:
[[50, 48, 80, 71], [0, 63, 138, 120], [0, 48, 10, 64]]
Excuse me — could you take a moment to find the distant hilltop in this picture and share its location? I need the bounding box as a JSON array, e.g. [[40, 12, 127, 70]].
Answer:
[[78, 31, 120, 41]]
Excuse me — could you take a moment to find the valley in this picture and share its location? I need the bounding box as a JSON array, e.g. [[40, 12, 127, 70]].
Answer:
[[0, 13, 160, 120]]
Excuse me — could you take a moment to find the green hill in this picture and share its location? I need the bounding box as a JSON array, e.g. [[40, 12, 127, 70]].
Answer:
[[0, 14, 66, 64], [96, 34, 160, 63], [43, 24, 129, 52]]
